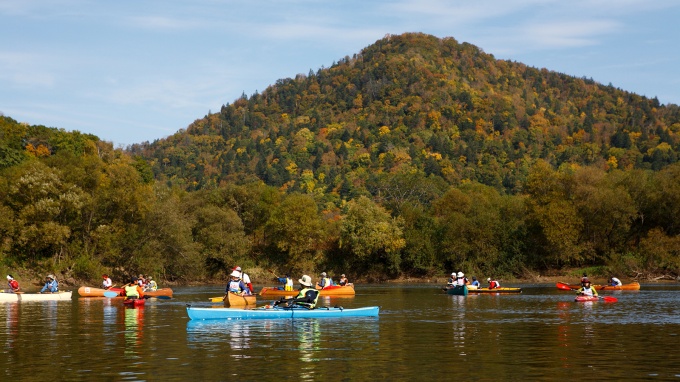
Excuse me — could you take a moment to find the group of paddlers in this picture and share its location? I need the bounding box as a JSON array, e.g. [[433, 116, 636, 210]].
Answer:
[[5, 274, 59, 294], [447, 272, 500, 289]]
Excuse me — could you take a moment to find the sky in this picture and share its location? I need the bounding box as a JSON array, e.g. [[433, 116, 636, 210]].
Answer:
[[1, 0, 679, 147]]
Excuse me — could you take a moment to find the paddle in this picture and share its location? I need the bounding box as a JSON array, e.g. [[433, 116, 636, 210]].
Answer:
[[103, 291, 119, 298], [209, 296, 225, 303], [598, 295, 618, 302]]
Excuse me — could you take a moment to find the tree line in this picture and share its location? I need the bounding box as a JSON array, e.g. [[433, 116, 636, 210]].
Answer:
[[1, 115, 679, 284]]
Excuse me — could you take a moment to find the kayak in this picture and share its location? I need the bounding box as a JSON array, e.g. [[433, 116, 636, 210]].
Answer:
[[0, 291, 73, 302], [142, 288, 173, 297], [575, 295, 600, 302], [469, 287, 522, 293], [224, 292, 256, 307], [78, 286, 124, 297], [123, 298, 145, 307], [445, 285, 468, 296], [597, 282, 640, 291], [186, 305, 379, 320], [556, 282, 601, 291], [259, 284, 355, 296]]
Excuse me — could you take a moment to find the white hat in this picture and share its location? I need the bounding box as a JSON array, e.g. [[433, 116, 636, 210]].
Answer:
[[487, 278, 491, 281], [451, 272, 455, 276], [321, 272, 327, 277], [47, 274, 54, 279], [230, 270, 241, 278], [234, 266, 242, 272], [6, 275, 12, 280], [299, 275, 313, 287], [457, 272, 464, 278]]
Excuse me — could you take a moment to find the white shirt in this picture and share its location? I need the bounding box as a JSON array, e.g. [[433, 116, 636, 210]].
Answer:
[[610, 277, 622, 286], [241, 272, 251, 284], [102, 277, 112, 288]]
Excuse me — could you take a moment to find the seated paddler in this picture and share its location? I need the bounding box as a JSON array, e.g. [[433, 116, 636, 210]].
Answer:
[[124, 277, 144, 300], [225, 270, 251, 296], [275, 275, 320, 309]]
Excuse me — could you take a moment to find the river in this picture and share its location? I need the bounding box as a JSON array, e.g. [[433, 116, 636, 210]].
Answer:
[[1, 283, 680, 381]]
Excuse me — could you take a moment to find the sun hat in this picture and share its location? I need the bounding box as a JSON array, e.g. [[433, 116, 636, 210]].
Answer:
[[230, 270, 241, 278], [451, 272, 455, 276], [321, 272, 327, 277], [47, 274, 54, 279], [6, 275, 12, 280], [341, 274, 346, 277], [299, 275, 313, 287], [457, 272, 464, 278], [487, 278, 491, 282]]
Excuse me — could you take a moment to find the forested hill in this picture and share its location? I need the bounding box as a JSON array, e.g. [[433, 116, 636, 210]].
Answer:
[[130, 32, 680, 196]]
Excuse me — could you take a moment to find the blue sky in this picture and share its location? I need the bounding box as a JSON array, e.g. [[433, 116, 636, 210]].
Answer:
[[1, 0, 679, 146]]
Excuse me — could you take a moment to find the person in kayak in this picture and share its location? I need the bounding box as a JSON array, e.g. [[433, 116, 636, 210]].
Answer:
[[39, 274, 58, 293], [577, 279, 598, 297], [454, 272, 468, 286], [487, 278, 501, 289], [6, 275, 20, 292], [275, 275, 320, 309], [317, 272, 333, 289], [225, 270, 251, 296], [471, 277, 481, 288], [338, 274, 349, 286], [145, 276, 158, 292], [447, 272, 456, 286], [124, 277, 145, 300], [609, 277, 622, 287], [275, 274, 294, 291], [580, 273, 589, 284], [102, 274, 113, 289], [233, 266, 253, 293]]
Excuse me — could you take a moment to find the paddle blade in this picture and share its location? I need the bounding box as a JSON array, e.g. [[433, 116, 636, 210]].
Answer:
[[556, 282, 574, 291], [103, 291, 118, 298], [601, 296, 618, 302], [209, 296, 224, 302]]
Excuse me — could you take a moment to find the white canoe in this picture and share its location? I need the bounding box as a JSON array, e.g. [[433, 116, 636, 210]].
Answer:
[[0, 291, 73, 302]]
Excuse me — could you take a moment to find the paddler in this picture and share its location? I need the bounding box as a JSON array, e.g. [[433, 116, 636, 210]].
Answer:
[[124, 277, 145, 300], [102, 274, 113, 289], [608, 276, 622, 287], [316, 272, 333, 289], [338, 274, 349, 286], [39, 274, 58, 293], [275, 275, 320, 309], [6, 275, 20, 293], [233, 266, 253, 293], [487, 277, 500, 289], [145, 276, 158, 292], [225, 270, 250, 297], [577, 279, 598, 297]]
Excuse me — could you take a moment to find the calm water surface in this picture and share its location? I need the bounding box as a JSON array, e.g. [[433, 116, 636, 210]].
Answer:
[[2, 283, 680, 381]]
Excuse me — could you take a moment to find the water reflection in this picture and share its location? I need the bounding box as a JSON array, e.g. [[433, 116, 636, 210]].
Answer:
[[123, 305, 144, 358], [2, 303, 19, 354]]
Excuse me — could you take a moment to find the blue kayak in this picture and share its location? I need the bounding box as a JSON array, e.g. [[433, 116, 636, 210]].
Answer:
[[186, 305, 380, 320]]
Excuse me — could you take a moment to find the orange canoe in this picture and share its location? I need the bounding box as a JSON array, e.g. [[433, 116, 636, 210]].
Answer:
[[597, 282, 640, 291], [143, 288, 173, 298], [259, 284, 355, 296], [225, 292, 256, 307], [78, 286, 124, 297]]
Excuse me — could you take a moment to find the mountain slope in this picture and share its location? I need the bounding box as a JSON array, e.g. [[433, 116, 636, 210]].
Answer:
[[130, 32, 680, 197]]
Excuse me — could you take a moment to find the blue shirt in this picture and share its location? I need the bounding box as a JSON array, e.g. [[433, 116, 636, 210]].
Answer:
[[40, 279, 58, 293]]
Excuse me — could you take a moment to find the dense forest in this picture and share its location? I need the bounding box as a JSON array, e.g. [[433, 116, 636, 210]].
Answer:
[[2, 33, 680, 286]]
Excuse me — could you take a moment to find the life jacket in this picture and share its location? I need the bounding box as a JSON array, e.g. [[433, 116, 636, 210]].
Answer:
[[125, 284, 140, 298], [227, 280, 245, 293], [284, 277, 294, 291], [320, 277, 332, 288], [579, 286, 596, 296], [146, 280, 158, 291], [8, 280, 19, 291], [489, 280, 500, 289], [295, 288, 320, 308]]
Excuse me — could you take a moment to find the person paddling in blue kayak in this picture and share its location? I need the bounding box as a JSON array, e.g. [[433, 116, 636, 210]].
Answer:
[[274, 275, 320, 309]]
